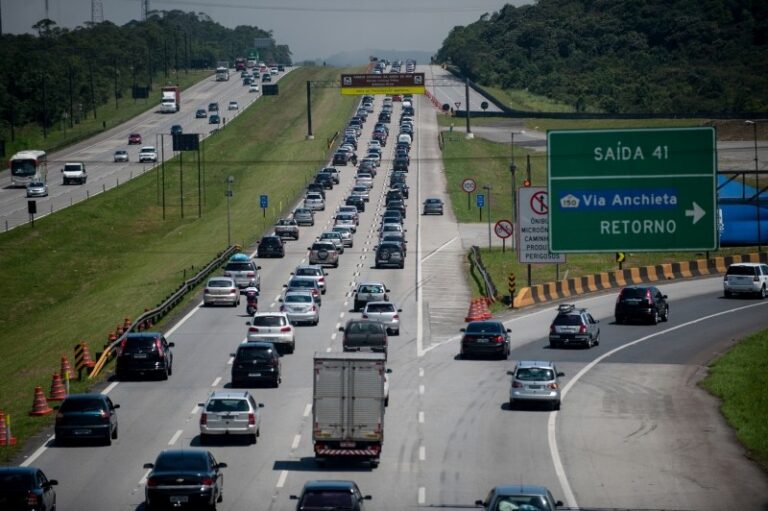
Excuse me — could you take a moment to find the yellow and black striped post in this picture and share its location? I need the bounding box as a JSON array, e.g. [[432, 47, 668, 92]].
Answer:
[[508, 273, 516, 308]]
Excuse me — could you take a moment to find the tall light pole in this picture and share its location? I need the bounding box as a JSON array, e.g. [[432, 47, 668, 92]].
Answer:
[[483, 184, 492, 249], [510, 132, 518, 242], [226, 176, 234, 247], [746, 120, 761, 251]]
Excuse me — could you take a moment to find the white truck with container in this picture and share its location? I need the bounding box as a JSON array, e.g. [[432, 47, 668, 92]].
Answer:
[[160, 85, 180, 113], [312, 352, 387, 467], [215, 66, 230, 81]]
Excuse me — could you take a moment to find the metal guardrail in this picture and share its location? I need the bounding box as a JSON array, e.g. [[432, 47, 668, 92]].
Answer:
[[469, 245, 497, 303], [89, 245, 240, 378]]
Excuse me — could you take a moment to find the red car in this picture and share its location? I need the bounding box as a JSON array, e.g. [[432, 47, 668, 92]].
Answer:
[[392, 94, 402, 102], [128, 133, 142, 145]]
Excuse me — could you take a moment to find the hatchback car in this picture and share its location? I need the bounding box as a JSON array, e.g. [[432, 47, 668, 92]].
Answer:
[[280, 291, 320, 326], [353, 282, 389, 311], [113, 149, 129, 162], [231, 341, 282, 387], [460, 320, 511, 359], [275, 218, 300, 240], [128, 132, 142, 144], [615, 285, 669, 324], [55, 393, 119, 445], [209, 114, 221, 124], [195, 108, 207, 118], [223, 253, 261, 288], [304, 192, 326, 211], [319, 231, 345, 254], [723, 262, 768, 298], [293, 207, 315, 226], [291, 265, 327, 294], [144, 450, 226, 510], [257, 235, 285, 258], [0, 467, 58, 511], [247, 312, 295, 353], [475, 485, 563, 511], [228, 101, 239, 110], [332, 226, 354, 247], [308, 241, 340, 268], [340, 320, 388, 358], [170, 124, 183, 136], [549, 304, 600, 349], [290, 480, 371, 511], [284, 276, 323, 305], [423, 197, 444, 215], [334, 213, 357, 233], [26, 180, 48, 198], [203, 277, 240, 307], [361, 301, 401, 335], [115, 332, 174, 380], [507, 361, 565, 410], [199, 390, 264, 444], [208, 102, 219, 112], [375, 242, 405, 269]]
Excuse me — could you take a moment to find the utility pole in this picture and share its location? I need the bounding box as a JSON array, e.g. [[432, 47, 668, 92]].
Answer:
[[483, 184, 492, 249], [306, 81, 314, 139], [464, 77, 473, 139], [226, 176, 234, 247]]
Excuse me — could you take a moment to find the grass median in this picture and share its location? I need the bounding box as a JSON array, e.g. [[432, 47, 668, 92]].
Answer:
[[0, 66, 359, 461]]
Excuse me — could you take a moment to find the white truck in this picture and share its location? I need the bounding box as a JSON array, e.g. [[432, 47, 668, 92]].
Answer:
[[61, 162, 87, 185], [312, 352, 387, 467], [215, 66, 230, 81], [160, 86, 180, 113]]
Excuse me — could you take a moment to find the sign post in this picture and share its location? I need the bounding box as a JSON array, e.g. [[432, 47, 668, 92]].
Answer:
[[259, 194, 268, 218], [494, 219, 513, 253], [517, 188, 566, 264], [461, 178, 476, 210], [476, 193, 485, 221], [340, 73, 425, 96], [548, 127, 717, 252]]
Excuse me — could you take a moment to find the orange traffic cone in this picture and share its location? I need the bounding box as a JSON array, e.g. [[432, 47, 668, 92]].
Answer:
[[60, 355, 73, 380], [49, 374, 67, 401], [0, 411, 18, 446], [29, 386, 53, 416]]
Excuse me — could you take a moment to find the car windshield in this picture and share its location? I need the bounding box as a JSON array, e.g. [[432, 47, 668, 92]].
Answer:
[[726, 266, 757, 276], [121, 337, 158, 353], [494, 495, 549, 511], [360, 285, 384, 293], [154, 453, 208, 472], [286, 294, 312, 303], [465, 322, 504, 334], [208, 279, 232, 288], [237, 347, 272, 361], [366, 303, 395, 313], [252, 315, 286, 327], [60, 398, 105, 413], [290, 280, 315, 289], [225, 262, 252, 271], [206, 399, 249, 412], [620, 288, 648, 299], [516, 368, 555, 381], [553, 315, 583, 326], [312, 244, 333, 250], [0, 472, 34, 490], [347, 321, 383, 334], [295, 268, 320, 277], [301, 491, 353, 507]]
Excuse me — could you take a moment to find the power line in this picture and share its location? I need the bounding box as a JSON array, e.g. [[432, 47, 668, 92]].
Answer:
[[153, 0, 500, 14]]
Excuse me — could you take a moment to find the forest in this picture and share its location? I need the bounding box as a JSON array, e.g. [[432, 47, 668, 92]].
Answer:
[[436, 0, 768, 114], [0, 10, 291, 136]]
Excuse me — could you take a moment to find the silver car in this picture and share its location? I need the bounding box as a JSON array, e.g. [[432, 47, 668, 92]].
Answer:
[[199, 390, 264, 444], [353, 282, 390, 311], [223, 254, 261, 288], [723, 263, 768, 298], [113, 149, 129, 162], [318, 231, 345, 254], [203, 277, 240, 307], [293, 207, 315, 226], [423, 197, 444, 215], [362, 301, 402, 335], [507, 361, 565, 410], [308, 241, 339, 268], [334, 213, 357, 233], [26, 180, 48, 197], [352, 184, 370, 202], [331, 225, 354, 247], [292, 265, 327, 294], [280, 291, 320, 326], [304, 192, 325, 211], [283, 276, 323, 305]]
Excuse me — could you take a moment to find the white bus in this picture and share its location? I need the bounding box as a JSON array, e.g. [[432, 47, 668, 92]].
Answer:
[[9, 150, 47, 187]]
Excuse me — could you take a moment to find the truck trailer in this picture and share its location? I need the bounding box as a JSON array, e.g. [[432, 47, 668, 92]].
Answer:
[[160, 86, 180, 113], [312, 352, 386, 467]]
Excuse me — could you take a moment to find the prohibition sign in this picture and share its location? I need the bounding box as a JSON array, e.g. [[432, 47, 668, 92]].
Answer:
[[461, 178, 476, 193], [530, 190, 549, 215], [494, 219, 513, 239]]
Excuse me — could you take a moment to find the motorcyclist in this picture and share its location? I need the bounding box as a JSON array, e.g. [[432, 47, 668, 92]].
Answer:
[[244, 279, 259, 315]]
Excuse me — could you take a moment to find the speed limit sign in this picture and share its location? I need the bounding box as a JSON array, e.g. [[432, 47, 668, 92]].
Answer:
[[461, 178, 476, 193]]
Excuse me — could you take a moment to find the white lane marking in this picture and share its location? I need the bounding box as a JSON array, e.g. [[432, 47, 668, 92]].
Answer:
[[418, 487, 426, 505], [549, 300, 768, 509], [418, 367, 424, 378], [420, 236, 458, 263], [331, 333, 337, 341], [20, 437, 54, 467], [228, 356, 234, 365], [276, 470, 288, 488], [326, 347, 332, 352], [419, 445, 426, 461], [102, 381, 119, 395], [303, 403, 312, 417], [291, 434, 301, 449], [339, 312, 345, 319], [139, 469, 152, 486], [419, 384, 425, 395], [211, 376, 221, 387], [418, 411, 424, 424], [335, 322, 341, 329], [166, 300, 203, 337], [168, 429, 183, 446], [191, 404, 201, 415], [273, 294, 281, 302]]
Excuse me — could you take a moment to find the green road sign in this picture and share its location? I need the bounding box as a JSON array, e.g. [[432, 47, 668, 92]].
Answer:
[[548, 127, 717, 252]]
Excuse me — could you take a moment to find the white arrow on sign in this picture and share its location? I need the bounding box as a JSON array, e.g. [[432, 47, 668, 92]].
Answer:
[[685, 202, 705, 224]]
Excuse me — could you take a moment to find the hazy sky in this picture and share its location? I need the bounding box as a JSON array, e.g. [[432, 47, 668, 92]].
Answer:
[[1, 0, 527, 61]]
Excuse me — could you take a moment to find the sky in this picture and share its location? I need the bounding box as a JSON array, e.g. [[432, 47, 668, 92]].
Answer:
[[0, 0, 527, 61]]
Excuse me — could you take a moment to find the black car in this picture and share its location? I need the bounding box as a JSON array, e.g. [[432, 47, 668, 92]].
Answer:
[[340, 320, 388, 358], [290, 480, 371, 511], [346, 195, 365, 212], [262, 73, 272, 82], [314, 173, 334, 189], [460, 320, 511, 359], [396, 141, 411, 153], [209, 114, 221, 125], [385, 189, 404, 202], [144, 450, 226, 510], [195, 109, 207, 119], [386, 200, 406, 218], [0, 467, 58, 511], [549, 303, 600, 349], [170, 124, 183, 136], [306, 183, 326, 199], [231, 341, 281, 387], [375, 242, 405, 269], [54, 393, 120, 445], [257, 236, 285, 258], [378, 112, 391, 123], [333, 150, 351, 166], [381, 210, 403, 225], [393, 156, 409, 172], [115, 332, 174, 380], [357, 161, 377, 177], [391, 182, 410, 199], [615, 286, 669, 324], [380, 233, 407, 254], [208, 102, 219, 112], [394, 149, 410, 163]]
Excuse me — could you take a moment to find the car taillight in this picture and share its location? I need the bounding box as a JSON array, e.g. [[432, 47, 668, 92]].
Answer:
[[247, 272, 255, 278], [119, 338, 127, 355], [311, 305, 317, 311], [280, 326, 291, 333], [204, 288, 210, 294], [155, 339, 164, 359], [269, 358, 279, 367], [362, 314, 368, 319], [224, 272, 231, 277], [754, 275, 760, 282], [201, 477, 214, 487], [27, 492, 38, 506], [646, 289, 653, 305], [248, 413, 256, 425], [146, 478, 157, 488], [249, 327, 259, 333], [616, 290, 623, 303], [550, 325, 556, 333], [547, 383, 560, 390], [578, 325, 587, 334], [393, 314, 400, 320], [99, 409, 110, 419], [512, 381, 523, 388], [494, 335, 505, 344], [280, 305, 285, 311], [200, 413, 207, 425], [230, 288, 237, 294]]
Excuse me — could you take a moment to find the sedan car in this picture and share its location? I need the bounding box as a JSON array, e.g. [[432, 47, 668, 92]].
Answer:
[[331, 226, 354, 247], [0, 466, 58, 511], [615, 285, 669, 324], [144, 450, 226, 510], [423, 197, 444, 215], [26, 180, 48, 198], [318, 231, 345, 254], [334, 213, 357, 232], [209, 114, 221, 124], [280, 291, 320, 326], [361, 301, 401, 335], [228, 100, 239, 110], [293, 207, 315, 226], [113, 149, 129, 162], [459, 320, 511, 359], [195, 108, 207, 118], [257, 235, 285, 258], [476, 485, 563, 511], [170, 124, 183, 136], [199, 390, 264, 444], [54, 393, 119, 445], [231, 341, 281, 388], [507, 361, 565, 410], [246, 312, 295, 353], [283, 276, 323, 305], [290, 480, 371, 511], [203, 277, 240, 307], [291, 265, 327, 294], [128, 132, 142, 144]]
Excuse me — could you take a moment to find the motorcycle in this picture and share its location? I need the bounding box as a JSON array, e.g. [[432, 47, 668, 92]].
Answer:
[[244, 280, 259, 315]]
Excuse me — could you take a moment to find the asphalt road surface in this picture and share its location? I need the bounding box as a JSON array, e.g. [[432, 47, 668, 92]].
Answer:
[[15, 92, 768, 511]]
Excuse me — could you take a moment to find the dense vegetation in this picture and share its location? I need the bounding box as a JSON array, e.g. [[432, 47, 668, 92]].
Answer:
[[436, 0, 768, 114], [0, 10, 291, 138]]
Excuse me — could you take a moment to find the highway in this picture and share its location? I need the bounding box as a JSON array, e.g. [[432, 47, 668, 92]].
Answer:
[[423, 64, 502, 114], [0, 68, 290, 232], [15, 90, 768, 511]]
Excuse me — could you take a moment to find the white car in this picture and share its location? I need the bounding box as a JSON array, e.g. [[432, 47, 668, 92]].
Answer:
[[355, 173, 373, 189], [291, 264, 327, 294], [331, 225, 354, 247], [203, 277, 240, 307], [304, 192, 325, 211], [379, 223, 405, 236], [249, 83, 260, 93], [199, 390, 263, 444], [138, 146, 158, 163], [723, 263, 768, 298], [334, 214, 357, 233], [246, 312, 295, 353], [351, 185, 370, 202], [280, 291, 320, 326], [362, 301, 402, 335], [228, 101, 239, 110]]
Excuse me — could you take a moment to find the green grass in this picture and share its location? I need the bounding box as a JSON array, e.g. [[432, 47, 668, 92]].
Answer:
[[700, 330, 768, 471], [0, 66, 360, 461], [480, 86, 578, 112], [3, 70, 212, 157], [522, 118, 707, 132]]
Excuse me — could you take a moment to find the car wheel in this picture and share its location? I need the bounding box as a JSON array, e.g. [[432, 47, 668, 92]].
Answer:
[[200, 433, 209, 445], [553, 400, 561, 411], [761, 286, 767, 299], [508, 399, 515, 410], [724, 290, 732, 298], [105, 432, 112, 446], [272, 377, 280, 388], [168, 361, 173, 376], [289, 342, 296, 354], [385, 396, 389, 407], [249, 433, 257, 445], [594, 332, 600, 346], [160, 367, 169, 381], [112, 424, 119, 440], [354, 301, 362, 311], [662, 307, 670, 322], [615, 316, 623, 324], [652, 310, 660, 325]]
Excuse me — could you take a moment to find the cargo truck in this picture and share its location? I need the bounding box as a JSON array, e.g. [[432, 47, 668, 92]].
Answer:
[[215, 67, 230, 81], [312, 352, 386, 468], [160, 85, 180, 113]]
